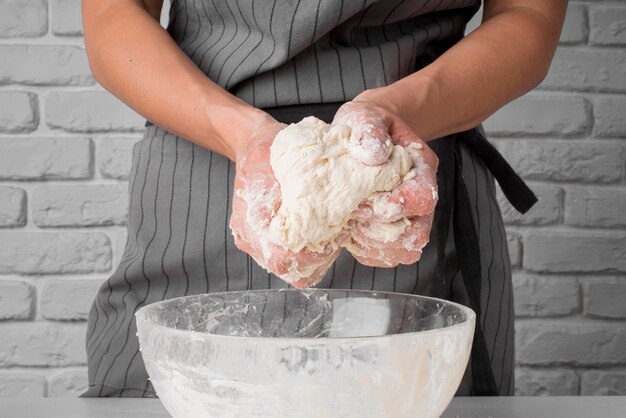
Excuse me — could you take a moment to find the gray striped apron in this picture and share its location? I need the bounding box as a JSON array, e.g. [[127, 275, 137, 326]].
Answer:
[[82, 0, 537, 399], [81, 99, 535, 398]]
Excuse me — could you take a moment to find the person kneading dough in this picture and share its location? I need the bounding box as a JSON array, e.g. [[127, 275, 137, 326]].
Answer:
[[81, 0, 566, 399]]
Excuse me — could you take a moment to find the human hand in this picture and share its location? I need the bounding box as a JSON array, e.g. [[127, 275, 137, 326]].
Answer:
[[334, 93, 439, 268], [229, 114, 342, 288], [332, 99, 395, 166]]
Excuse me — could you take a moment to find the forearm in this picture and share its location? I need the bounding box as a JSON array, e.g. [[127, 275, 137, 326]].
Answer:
[[365, 1, 567, 141], [82, 0, 265, 160]]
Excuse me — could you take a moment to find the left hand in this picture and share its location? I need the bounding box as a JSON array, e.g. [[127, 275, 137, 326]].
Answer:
[[332, 90, 440, 268], [229, 114, 343, 288]]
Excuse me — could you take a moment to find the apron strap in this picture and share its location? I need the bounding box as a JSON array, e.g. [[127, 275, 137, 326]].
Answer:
[[429, 136, 456, 300], [461, 129, 537, 214], [451, 136, 500, 395]]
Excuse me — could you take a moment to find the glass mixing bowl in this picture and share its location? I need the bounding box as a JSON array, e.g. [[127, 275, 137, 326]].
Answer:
[[136, 289, 475, 418]]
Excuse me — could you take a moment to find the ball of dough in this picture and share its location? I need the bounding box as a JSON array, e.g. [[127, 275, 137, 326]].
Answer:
[[263, 116, 419, 254]]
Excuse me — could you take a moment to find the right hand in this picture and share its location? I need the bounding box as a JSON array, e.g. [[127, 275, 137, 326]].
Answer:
[[333, 95, 440, 268], [346, 144, 438, 268], [229, 113, 342, 288]]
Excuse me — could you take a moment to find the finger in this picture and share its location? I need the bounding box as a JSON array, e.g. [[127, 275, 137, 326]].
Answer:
[[353, 249, 401, 268], [350, 203, 373, 219], [266, 242, 336, 278], [347, 214, 434, 266], [229, 185, 249, 243], [273, 244, 340, 288], [349, 237, 424, 268], [230, 191, 271, 270], [370, 175, 437, 221], [369, 141, 439, 221], [332, 102, 393, 166], [243, 174, 281, 227], [348, 123, 394, 166], [345, 234, 399, 267], [408, 138, 439, 171], [232, 200, 339, 286], [388, 124, 439, 171], [290, 250, 340, 289], [237, 144, 282, 228], [348, 237, 422, 268], [233, 159, 340, 287]]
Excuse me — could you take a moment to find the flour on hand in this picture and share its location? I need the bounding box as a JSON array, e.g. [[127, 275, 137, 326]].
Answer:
[[242, 116, 432, 285]]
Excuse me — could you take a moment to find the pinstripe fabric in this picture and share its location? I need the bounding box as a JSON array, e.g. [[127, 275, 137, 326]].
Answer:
[[82, 124, 514, 397], [82, 0, 516, 399], [167, 0, 481, 108]]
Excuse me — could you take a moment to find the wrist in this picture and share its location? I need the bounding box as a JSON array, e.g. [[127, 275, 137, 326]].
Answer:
[[203, 97, 270, 161], [356, 75, 437, 139], [354, 87, 402, 116], [223, 105, 270, 161]]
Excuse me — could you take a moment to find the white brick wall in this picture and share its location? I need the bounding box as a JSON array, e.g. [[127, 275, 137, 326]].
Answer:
[[0, 0, 624, 397]]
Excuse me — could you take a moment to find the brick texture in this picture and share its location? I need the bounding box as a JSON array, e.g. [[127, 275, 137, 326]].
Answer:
[[513, 274, 579, 317], [0, 138, 92, 180], [483, 95, 589, 136], [0, 45, 93, 86], [46, 91, 146, 132], [565, 186, 626, 228], [0, 187, 26, 227], [0, 280, 34, 319], [0, 91, 38, 133], [0, 322, 87, 366], [582, 370, 626, 396], [516, 322, 626, 366], [32, 185, 128, 227], [98, 137, 141, 179], [507, 231, 522, 268], [495, 140, 624, 183], [515, 368, 579, 396], [51, 0, 84, 36], [524, 231, 626, 273], [0, 373, 46, 397], [589, 5, 626, 46], [0, 0, 625, 397], [0, 0, 47, 38], [0, 231, 111, 274], [41, 279, 103, 320], [583, 278, 626, 319], [540, 48, 626, 93], [498, 183, 562, 226], [48, 369, 88, 397], [593, 96, 626, 137], [559, 4, 588, 45]]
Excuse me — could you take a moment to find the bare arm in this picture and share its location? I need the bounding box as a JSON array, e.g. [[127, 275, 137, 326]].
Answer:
[[81, 0, 267, 160], [360, 0, 569, 141]]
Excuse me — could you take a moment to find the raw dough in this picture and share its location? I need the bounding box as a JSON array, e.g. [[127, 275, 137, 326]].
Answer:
[[261, 116, 420, 254]]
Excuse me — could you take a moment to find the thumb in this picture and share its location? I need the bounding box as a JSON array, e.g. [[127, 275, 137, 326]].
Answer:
[[332, 102, 393, 166]]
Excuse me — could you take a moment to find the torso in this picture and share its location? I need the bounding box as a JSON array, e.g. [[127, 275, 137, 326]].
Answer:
[[83, 0, 518, 399], [167, 0, 481, 107]]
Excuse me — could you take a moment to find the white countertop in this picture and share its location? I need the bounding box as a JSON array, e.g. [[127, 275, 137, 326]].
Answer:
[[2, 396, 625, 417]]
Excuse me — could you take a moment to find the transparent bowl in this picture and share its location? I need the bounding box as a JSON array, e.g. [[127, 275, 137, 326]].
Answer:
[[136, 289, 475, 418]]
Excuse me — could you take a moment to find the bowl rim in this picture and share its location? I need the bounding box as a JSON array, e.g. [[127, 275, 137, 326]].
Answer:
[[135, 288, 476, 342]]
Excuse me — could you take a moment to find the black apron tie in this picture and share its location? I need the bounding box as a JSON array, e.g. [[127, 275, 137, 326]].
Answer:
[[448, 127, 536, 395], [450, 132, 499, 396], [461, 128, 538, 214]]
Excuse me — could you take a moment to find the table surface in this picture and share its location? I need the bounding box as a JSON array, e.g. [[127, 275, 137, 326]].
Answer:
[[1, 397, 625, 418]]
